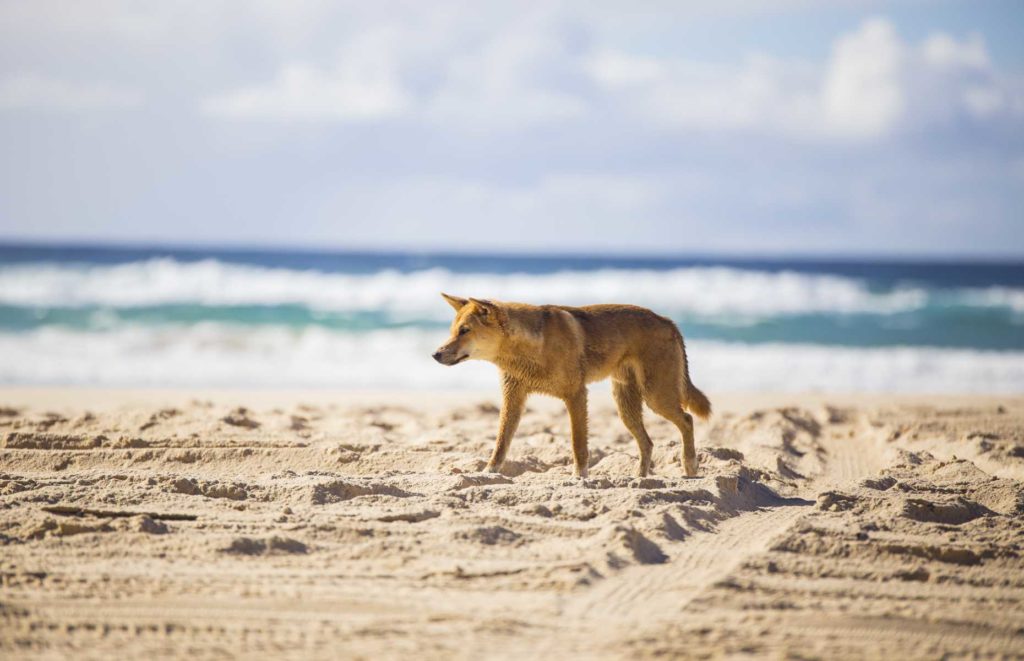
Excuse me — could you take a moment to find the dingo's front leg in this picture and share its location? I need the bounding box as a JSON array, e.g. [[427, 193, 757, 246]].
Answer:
[[564, 388, 589, 479], [485, 377, 526, 473]]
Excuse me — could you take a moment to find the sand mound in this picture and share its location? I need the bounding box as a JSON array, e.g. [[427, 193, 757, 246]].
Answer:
[[601, 525, 668, 566]]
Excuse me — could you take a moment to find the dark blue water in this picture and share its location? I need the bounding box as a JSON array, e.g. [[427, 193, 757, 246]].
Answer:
[[3, 242, 1022, 287]]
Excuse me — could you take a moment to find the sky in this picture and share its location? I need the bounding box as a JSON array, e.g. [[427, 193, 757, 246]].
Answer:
[[0, 0, 1022, 258]]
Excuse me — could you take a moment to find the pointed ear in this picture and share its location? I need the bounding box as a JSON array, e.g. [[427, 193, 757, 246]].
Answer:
[[468, 297, 496, 317], [441, 292, 468, 311]]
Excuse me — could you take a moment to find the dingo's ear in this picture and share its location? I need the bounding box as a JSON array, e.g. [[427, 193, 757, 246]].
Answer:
[[441, 292, 468, 311], [468, 297, 497, 317]]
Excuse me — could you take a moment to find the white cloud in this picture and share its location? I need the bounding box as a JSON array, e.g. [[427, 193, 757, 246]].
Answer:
[[201, 13, 589, 128], [196, 11, 1024, 137], [961, 85, 1004, 117], [822, 17, 905, 138], [588, 51, 820, 133], [922, 32, 990, 70], [424, 20, 588, 128], [586, 17, 1024, 140], [202, 29, 410, 121], [585, 51, 663, 87], [0, 73, 142, 112]]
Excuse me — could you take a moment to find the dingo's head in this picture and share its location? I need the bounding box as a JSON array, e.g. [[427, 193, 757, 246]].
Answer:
[[433, 293, 505, 366]]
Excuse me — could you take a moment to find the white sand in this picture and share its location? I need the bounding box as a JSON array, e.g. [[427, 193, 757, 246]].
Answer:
[[1, 388, 1022, 659]]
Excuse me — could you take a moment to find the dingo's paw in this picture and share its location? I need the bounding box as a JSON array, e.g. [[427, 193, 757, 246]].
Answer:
[[684, 455, 699, 477], [484, 462, 503, 474]]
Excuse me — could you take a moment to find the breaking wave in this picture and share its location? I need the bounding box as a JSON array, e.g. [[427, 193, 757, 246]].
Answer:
[[1, 258, 1022, 319]]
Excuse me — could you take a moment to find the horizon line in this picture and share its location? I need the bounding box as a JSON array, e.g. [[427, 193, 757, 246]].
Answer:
[[1, 237, 1023, 266]]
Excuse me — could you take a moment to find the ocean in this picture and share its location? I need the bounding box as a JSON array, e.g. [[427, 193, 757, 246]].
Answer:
[[1, 243, 1022, 392]]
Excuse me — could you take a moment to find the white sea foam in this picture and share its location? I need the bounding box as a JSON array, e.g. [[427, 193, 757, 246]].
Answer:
[[960, 286, 1024, 313], [1, 325, 1022, 392], [0, 259, 949, 317]]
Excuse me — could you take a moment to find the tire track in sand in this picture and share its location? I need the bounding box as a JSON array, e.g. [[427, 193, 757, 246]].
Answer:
[[523, 411, 892, 657], [570, 504, 806, 622]]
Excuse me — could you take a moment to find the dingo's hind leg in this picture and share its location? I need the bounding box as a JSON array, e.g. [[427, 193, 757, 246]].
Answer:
[[612, 372, 653, 477], [640, 355, 698, 477], [647, 395, 697, 477]]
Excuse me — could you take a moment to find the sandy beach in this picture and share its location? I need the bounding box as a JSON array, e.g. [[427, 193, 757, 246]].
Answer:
[[1, 388, 1023, 659]]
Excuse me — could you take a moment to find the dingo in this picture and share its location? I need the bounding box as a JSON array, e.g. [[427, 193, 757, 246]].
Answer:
[[433, 294, 711, 478]]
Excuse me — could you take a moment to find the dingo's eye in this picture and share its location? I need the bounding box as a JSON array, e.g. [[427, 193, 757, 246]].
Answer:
[[458, 326, 470, 336]]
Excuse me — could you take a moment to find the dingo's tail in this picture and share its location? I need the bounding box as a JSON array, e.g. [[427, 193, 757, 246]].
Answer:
[[675, 327, 712, 420], [685, 384, 712, 420]]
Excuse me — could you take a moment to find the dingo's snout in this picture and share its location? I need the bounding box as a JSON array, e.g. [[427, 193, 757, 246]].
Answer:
[[432, 345, 468, 366]]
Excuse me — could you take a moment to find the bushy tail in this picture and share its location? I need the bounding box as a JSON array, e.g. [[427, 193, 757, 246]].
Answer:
[[675, 326, 712, 420], [685, 384, 712, 420]]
